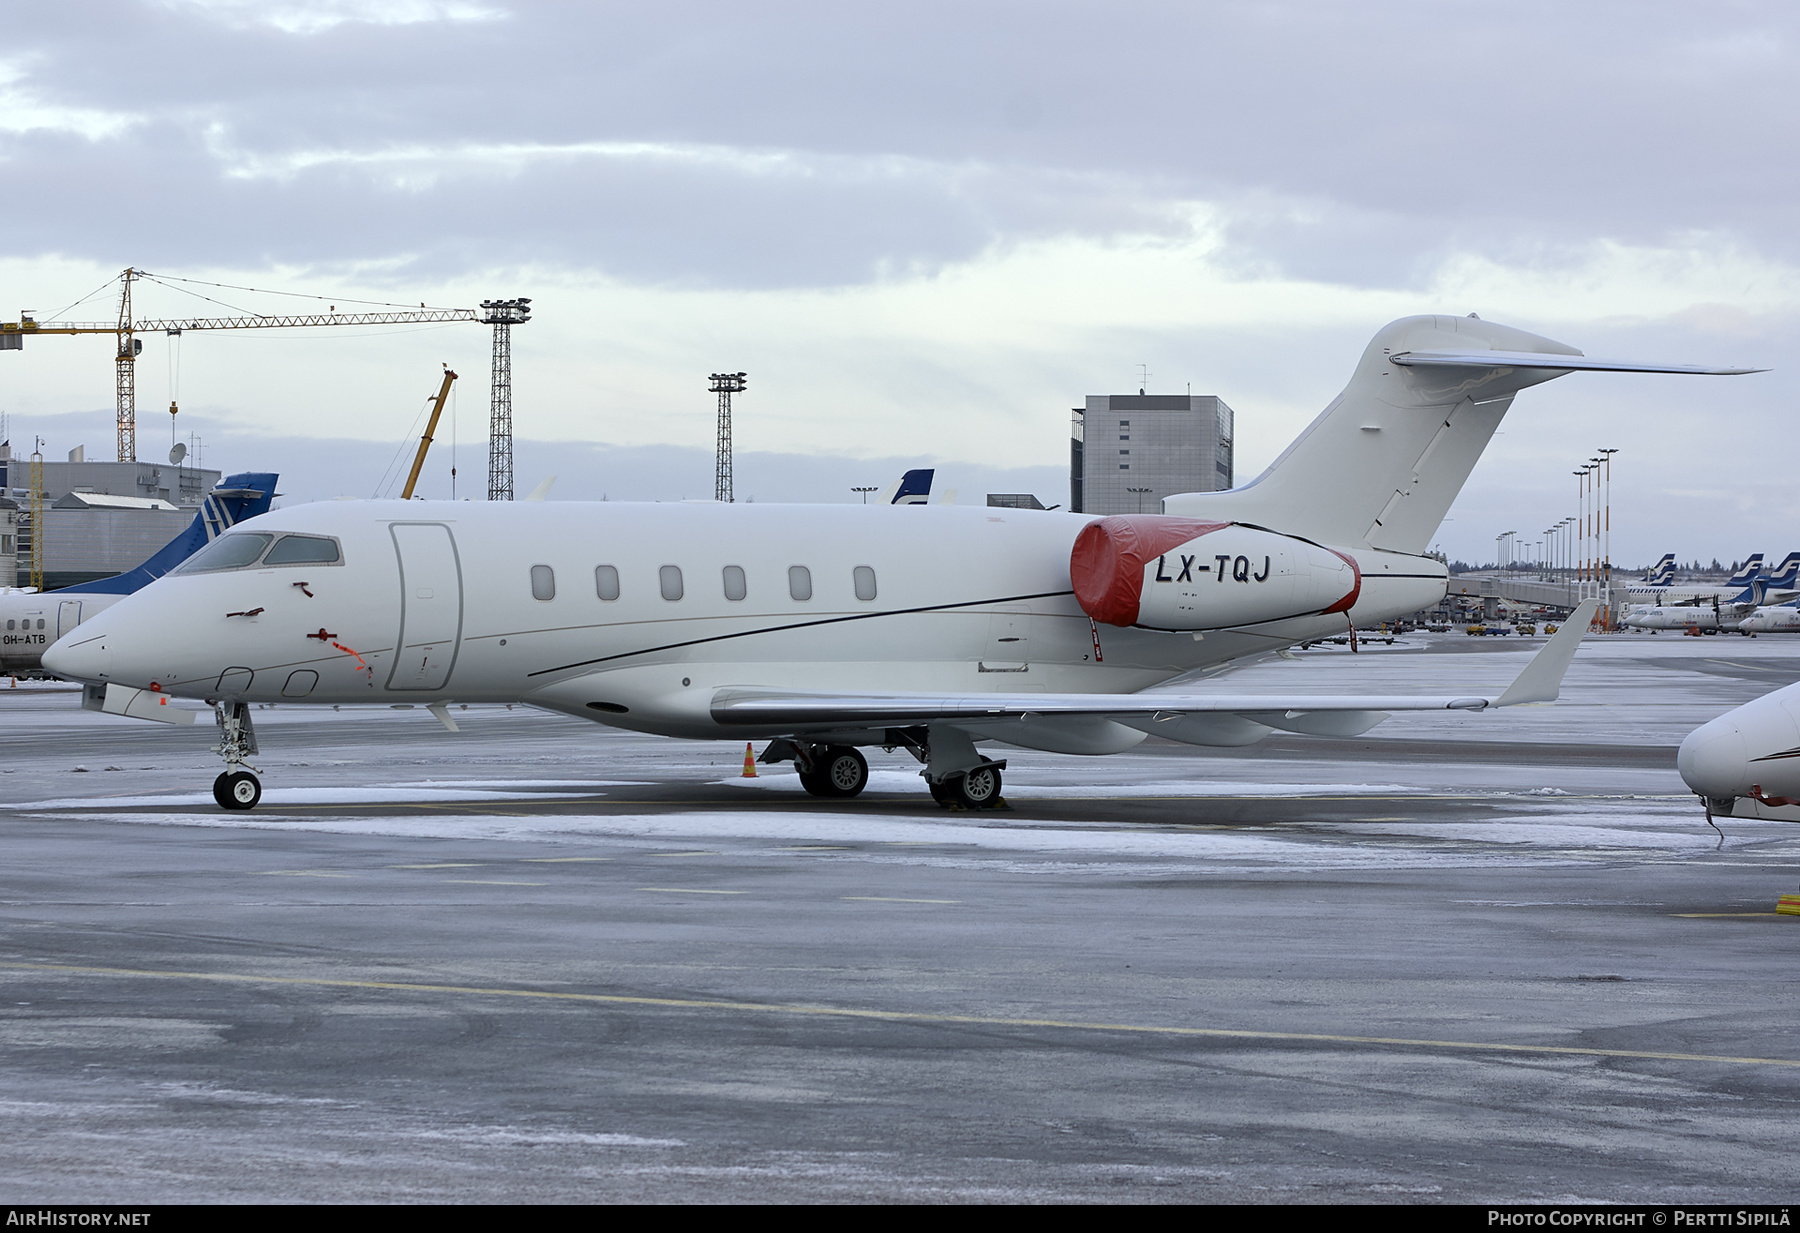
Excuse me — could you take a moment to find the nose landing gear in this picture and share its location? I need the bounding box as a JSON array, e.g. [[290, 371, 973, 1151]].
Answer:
[[210, 701, 262, 811]]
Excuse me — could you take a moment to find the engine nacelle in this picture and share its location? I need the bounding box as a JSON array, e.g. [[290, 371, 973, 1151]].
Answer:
[[1071, 516, 1359, 630]]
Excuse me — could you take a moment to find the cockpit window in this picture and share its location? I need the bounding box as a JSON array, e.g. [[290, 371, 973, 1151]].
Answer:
[[171, 533, 274, 575], [171, 532, 343, 575], [263, 535, 341, 565]]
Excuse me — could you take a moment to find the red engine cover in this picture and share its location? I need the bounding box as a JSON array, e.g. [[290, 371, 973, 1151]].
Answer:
[[1070, 515, 1231, 627]]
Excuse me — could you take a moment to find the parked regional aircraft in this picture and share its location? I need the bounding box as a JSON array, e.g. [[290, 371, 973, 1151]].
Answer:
[[1738, 603, 1800, 635], [1, 474, 276, 676], [1624, 554, 1775, 606], [1623, 562, 1799, 632], [42, 314, 1758, 811], [1679, 681, 1800, 819]]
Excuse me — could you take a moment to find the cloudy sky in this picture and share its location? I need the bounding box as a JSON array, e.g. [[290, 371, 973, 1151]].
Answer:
[[3, 1, 1794, 565]]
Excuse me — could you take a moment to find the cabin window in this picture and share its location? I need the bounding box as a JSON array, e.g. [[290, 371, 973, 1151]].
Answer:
[[170, 532, 274, 575], [788, 565, 812, 601], [5, 620, 12, 630], [263, 534, 341, 566], [530, 565, 556, 601], [660, 565, 684, 601], [36, 619, 45, 629], [853, 566, 877, 601], [595, 565, 620, 601], [722, 565, 747, 601]]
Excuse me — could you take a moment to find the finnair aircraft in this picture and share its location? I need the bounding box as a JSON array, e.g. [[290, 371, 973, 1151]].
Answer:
[[1623, 554, 1774, 606], [42, 315, 1756, 811], [1, 474, 276, 676], [1738, 603, 1800, 635], [1623, 562, 1799, 632]]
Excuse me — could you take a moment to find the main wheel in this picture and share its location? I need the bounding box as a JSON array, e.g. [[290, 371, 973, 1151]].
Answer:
[[953, 764, 1003, 809], [797, 765, 832, 797], [214, 770, 261, 811], [818, 746, 869, 798], [927, 779, 956, 807]]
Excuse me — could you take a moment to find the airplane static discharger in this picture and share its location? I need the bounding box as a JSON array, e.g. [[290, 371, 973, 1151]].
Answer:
[[41, 315, 1760, 811]]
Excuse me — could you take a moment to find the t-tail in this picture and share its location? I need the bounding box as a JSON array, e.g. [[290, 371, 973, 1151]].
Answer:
[[54, 473, 278, 596], [1163, 315, 1760, 553]]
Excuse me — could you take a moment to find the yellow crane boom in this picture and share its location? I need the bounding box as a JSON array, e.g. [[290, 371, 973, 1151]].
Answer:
[[401, 368, 458, 501]]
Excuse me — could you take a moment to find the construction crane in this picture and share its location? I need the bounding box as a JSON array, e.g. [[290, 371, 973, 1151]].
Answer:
[[400, 367, 458, 500], [1, 268, 481, 463]]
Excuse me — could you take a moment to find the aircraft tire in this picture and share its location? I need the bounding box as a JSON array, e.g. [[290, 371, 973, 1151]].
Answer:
[[214, 771, 261, 811], [927, 779, 956, 807], [953, 765, 1002, 810], [818, 747, 868, 798], [797, 766, 832, 797]]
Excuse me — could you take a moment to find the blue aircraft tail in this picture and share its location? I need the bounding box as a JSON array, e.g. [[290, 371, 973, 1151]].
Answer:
[[892, 469, 934, 505], [54, 473, 278, 596], [1727, 554, 1767, 587]]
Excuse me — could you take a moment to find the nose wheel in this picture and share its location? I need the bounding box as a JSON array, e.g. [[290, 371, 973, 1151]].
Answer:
[[210, 701, 263, 811], [214, 770, 262, 811]]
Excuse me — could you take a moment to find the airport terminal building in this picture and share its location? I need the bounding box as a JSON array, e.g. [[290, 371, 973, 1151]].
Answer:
[[1070, 394, 1235, 515]]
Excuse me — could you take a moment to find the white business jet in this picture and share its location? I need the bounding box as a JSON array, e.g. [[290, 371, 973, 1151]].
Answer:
[[1679, 682, 1800, 819], [42, 314, 1757, 811]]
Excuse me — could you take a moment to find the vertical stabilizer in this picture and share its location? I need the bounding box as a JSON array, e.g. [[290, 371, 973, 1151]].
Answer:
[[1165, 316, 1583, 552]]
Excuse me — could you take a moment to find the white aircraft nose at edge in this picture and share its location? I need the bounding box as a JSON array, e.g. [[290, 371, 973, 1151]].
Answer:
[[1679, 683, 1800, 822], [41, 313, 1759, 813]]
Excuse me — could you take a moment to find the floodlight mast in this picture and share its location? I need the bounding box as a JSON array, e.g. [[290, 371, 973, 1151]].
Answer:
[[709, 372, 746, 503], [479, 298, 531, 501]]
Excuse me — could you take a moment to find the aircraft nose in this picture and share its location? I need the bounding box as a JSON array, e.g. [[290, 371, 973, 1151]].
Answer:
[[41, 628, 113, 684], [1677, 718, 1749, 800]]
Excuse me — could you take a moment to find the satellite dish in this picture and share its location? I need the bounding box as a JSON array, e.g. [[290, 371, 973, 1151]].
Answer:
[[169, 442, 187, 465]]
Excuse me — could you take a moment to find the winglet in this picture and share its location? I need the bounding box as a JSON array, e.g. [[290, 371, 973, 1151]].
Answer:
[[524, 476, 557, 502], [1495, 599, 1599, 706]]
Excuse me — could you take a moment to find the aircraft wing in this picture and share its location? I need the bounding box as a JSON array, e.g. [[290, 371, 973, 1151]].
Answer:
[[1389, 350, 1765, 376], [713, 601, 1597, 739]]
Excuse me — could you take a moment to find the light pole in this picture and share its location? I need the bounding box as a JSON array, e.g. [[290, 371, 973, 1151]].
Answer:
[[1597, 447, 1618, 628], [851, 486, 878, 504], [1127, 486, 1152, 514]]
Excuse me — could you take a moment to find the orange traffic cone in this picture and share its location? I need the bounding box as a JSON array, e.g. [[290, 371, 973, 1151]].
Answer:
[[742, 742, 758, 778]]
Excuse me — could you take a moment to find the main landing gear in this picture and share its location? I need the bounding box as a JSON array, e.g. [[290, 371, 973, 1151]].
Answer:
[[926, 761, 1004, 810], [210, 701, 262, 811], [796, 745, 870, 798], [758, 730, 1007, 810]]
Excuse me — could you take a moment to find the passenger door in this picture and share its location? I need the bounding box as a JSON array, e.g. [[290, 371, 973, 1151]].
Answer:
[[387, 523, 464, 691]]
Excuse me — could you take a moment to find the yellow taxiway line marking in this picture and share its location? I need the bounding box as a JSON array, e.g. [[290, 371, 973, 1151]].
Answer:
[[648, 851, 722, 857], [841, 896, 959, 904], [636, 887, 744, 895], [6, 960, 1798, 1070], [1671, 912, 1788, 918]]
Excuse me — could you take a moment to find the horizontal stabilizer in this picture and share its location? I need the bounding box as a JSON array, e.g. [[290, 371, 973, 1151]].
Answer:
[[1390, 350, 1765, 376]]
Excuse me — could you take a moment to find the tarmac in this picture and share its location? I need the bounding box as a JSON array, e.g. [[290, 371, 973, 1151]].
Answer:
[[2, 631, 1798, 1202]]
